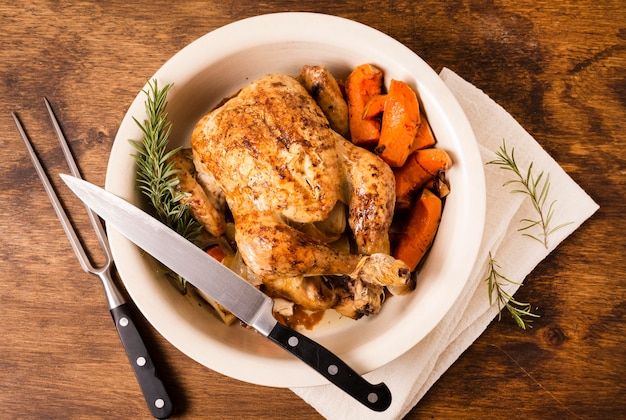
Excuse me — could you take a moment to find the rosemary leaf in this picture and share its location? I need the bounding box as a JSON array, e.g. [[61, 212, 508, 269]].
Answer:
[[129, 79, 203, 293], [485, 253, 539, 329], [487, 139, 573, 249]]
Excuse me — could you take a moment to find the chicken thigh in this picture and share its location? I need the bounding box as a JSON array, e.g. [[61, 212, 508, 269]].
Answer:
[[190, 73, 413, 317]]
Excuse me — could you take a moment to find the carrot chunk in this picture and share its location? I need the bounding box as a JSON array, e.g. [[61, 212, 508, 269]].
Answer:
[[375, 80, 421, 167], [206, 245, 227, 262], [362, 94, 387, 119], [393, 188, 442, 271], [394, 148, 451, 208], [346, 64, 384, 146], [409, 115, 436, 153]]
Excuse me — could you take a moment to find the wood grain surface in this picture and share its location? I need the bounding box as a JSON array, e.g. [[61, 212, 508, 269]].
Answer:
[[1, 1, 624, 419]]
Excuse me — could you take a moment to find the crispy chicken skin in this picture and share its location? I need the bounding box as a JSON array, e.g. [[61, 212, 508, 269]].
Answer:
[[190, 73, 413, 316], [168, 148, 226, 237], [336, 138, 395, 256], [298, 65, 350, 138]]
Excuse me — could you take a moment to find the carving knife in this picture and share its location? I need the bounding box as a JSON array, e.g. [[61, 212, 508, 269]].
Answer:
[[61, 174, 392, 412]]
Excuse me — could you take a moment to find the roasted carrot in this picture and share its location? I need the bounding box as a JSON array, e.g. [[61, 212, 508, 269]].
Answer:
[[409, 114, 436, 153], [394, 148, 451, 208], [345, 64, 384, 146], [206, 245, 227, 262], [362, 94, 387, 119], [375, 79, 421, 167], [393, 188, 442, 271]]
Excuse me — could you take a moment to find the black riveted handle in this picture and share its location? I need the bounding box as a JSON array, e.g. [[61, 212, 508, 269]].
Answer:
[[111, 303, 175, 419], [268, 322, 392, 412]]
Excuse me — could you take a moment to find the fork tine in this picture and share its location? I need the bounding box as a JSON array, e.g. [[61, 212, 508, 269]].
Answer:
[[12, 111, 95, 273], [43, 98, 112, 266], [43, 98, 82, 178]]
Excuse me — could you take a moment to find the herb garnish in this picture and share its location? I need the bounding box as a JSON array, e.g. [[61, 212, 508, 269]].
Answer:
[[487, 140, 572, 249], [129, 79, 203, 292], [486, 253, 539, 329]]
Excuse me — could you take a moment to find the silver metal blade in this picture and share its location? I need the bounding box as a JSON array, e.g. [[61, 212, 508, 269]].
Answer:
[[60, 174, 277, 336]]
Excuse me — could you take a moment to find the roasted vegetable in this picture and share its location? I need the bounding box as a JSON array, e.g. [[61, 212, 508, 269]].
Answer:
[[345, 64, 384, 146], [394, 148, 451, 208], [393, 188, 442, 271], [206, 245, 227, 262], [374, 79, 421, 167], [362, 94, 387, 119], [409, 113, 436, 153]]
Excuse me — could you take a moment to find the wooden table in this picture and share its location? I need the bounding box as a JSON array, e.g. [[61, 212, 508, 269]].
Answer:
[[2, 1, 624, 418]]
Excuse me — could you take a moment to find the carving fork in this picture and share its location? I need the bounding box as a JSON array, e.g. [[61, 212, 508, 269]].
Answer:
[[12, 99, 175, 419]]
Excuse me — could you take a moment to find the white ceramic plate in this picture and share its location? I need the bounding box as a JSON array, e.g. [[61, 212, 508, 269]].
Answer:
[[105, 12, 485, 388]]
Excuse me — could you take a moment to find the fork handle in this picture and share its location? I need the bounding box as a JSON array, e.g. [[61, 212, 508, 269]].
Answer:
[[111, 303, 175, 419]]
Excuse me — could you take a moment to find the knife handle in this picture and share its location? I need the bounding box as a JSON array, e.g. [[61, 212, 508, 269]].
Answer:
[[268, 322, 392, 412], [110, 303, 175, 419]]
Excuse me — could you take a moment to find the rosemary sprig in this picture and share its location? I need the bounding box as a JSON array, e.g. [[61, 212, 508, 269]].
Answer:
[[129, 79, 203, 293], [487, 140, 572, 249], [486, 253, 539, 329]]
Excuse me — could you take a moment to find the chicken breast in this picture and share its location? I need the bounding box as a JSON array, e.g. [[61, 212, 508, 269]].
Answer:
[[191, 73, 413, 316]]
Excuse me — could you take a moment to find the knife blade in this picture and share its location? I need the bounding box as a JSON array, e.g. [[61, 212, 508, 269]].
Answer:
[[61, 174, 392, 412]]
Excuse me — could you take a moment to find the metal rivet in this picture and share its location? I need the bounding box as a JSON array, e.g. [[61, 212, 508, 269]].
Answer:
[[155, 398, 165, 409], [136, 356, 146, 367], [288, 336, 299, 347], [119, 317, 129, 327], [368, 392, 379, 403], [328, 364, 338, 375]]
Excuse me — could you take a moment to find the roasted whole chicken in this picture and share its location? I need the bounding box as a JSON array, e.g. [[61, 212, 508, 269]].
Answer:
[[172, 72, 415, 320]]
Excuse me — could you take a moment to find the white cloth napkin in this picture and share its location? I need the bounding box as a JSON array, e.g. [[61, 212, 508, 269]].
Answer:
[[291, 68, 599, 419]]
